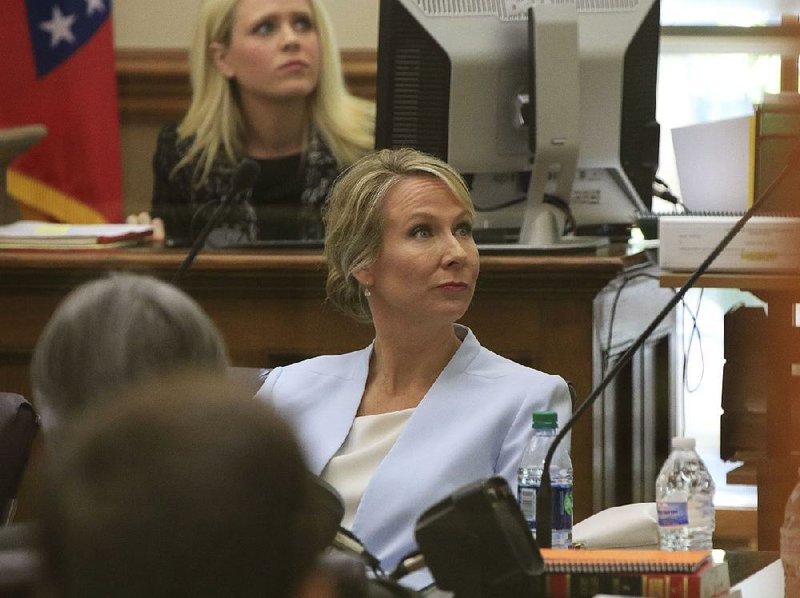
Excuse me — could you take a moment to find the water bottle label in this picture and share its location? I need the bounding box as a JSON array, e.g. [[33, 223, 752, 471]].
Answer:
[[518, 484, 537, 530], [552, 483, 574, 532], [517, 483, 573, 532], [657, 501, 689, 527]]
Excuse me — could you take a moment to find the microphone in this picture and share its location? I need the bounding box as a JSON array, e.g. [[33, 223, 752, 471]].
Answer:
[[331, 527, 383, 573], [172, 158, 260, 286], [409, 477, 543, 597], [308, 478, 419, 595], [535, 145, 800, 548]]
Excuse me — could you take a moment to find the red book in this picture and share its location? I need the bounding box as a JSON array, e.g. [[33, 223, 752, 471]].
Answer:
[[534, 550, 731, 598], [540, 560, 731, 598]]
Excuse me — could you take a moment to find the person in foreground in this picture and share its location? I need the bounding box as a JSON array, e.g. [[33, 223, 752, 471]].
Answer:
[[38, 373, 336, 598], [257, 148, 573, 587], [134, 0, 375, 246], [0, 274, 230, 592], [30, 273, 229, 439]]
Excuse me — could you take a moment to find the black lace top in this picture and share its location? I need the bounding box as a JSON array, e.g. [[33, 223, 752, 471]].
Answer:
[[151, 123, 340, 247]]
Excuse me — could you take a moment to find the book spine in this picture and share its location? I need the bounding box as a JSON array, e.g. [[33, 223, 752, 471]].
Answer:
[[537, 571, 717, 598], [642, 572, 694, 597], [543, 572, 642, 597]]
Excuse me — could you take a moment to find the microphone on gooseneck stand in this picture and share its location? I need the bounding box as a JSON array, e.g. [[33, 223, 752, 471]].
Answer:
[[311, 477, 422, 596], [172, 158, 261, 286], [535, 146, 800, 549]]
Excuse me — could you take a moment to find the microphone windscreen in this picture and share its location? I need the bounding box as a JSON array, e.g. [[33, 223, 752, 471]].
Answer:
[[309, 476, 345, 550], [231, 158, 261, 194]]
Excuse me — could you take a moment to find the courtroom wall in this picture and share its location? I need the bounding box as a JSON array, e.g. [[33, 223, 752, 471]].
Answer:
[[113, 0, 379, 49], [112, 0, 379, 218]]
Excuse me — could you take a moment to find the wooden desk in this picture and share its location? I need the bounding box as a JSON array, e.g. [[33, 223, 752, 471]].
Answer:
[[727, 550, 783, 597], [726, 550, 781, 589], [662, 272, 800, 550], [1, 246, 677, 522]]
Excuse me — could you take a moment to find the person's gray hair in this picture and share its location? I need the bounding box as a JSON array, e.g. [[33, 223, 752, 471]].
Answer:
[[31, 273, 229, 432], [323, 148, 475, 323]]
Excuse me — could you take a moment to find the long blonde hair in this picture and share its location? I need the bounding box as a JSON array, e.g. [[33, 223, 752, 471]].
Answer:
[[176, 0, 375, 184]]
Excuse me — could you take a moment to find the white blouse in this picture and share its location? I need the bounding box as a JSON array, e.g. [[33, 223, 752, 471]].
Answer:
[[321, 408, 415, 530]]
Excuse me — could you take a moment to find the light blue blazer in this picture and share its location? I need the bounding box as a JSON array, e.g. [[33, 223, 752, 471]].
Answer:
[[256, 325, 572, 581]]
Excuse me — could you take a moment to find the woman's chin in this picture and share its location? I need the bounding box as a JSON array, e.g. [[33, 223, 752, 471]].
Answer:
[[264, 82, 318, 102]]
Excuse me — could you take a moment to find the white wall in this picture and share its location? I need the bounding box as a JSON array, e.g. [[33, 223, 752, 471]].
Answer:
[[112, 0, 379, 49]]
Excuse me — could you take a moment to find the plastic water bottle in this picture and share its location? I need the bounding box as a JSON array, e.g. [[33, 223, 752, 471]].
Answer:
[[655, 436, 715, 551], [517, 411, 573, 549], [781, 469, 800, 597]]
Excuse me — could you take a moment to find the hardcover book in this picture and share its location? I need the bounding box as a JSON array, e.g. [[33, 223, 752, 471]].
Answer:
[[534, 549, 731, 598], [536, 561, 731, 598]]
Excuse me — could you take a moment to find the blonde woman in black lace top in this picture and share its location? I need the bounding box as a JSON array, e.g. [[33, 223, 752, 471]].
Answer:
[[131, 0, 374, 246]]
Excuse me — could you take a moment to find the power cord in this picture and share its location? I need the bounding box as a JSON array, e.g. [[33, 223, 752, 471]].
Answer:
[[601, 272, 702, 391], [653, 176, 687, 211], [388, 550, 426, 581], [600, 270, 705, 444], [682, 288, 706, 394], [473, 195, 527, 212]]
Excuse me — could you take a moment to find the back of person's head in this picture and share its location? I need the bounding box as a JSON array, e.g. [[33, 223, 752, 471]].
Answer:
[[31, 273, 229, 433], [323, 148, 474, 323], [38, 373, 327, 598], [180, 0, 374, 182]]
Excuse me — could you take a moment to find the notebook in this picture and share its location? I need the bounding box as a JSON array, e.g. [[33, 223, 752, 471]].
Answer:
[[540, 548, 712, 574]]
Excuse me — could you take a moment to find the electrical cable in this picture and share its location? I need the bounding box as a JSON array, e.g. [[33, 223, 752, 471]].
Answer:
[[601, 270, 702, 441], [388, 550, 426, 581], [653, 176, 686, 210], [332, 526, 385, 577], [682, 288, 706, 394], [474, 195, 527, 212]]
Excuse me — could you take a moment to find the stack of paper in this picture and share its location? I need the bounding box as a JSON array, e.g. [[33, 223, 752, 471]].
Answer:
[[659, 215, 800, 272], [0, 220, 153, 249]]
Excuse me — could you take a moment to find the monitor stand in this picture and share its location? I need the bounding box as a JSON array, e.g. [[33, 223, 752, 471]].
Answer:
[[477, 202, 608, 255]]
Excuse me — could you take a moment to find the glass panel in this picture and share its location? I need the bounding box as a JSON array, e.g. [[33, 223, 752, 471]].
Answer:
[[662, 0, 795, 26], [655, 49, 782, 512], [656, 53, 781, 199], [679, 288, 763, 511]]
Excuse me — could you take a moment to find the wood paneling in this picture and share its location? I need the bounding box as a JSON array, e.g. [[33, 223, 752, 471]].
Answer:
[[2, 246, 654, 523], [715, 508, 758, 551], [115, 49, 378, 122]]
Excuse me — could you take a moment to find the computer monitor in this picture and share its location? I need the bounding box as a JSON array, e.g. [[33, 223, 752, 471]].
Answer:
[[375, 0, 661, 249]]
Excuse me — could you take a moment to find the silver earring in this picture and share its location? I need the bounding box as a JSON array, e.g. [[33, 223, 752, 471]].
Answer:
[[364, 287, 371, 297]]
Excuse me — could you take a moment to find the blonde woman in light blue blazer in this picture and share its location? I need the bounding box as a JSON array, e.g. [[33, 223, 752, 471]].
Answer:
[[257, 148, 572, 588]]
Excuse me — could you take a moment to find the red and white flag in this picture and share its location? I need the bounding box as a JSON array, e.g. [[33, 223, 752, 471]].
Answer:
[[0, 0, 123, 223]]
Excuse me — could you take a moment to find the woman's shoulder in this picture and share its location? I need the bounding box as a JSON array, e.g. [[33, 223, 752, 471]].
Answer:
[[158, 122, 179, 139], [155, 123, 193, 157], [154, 123, 181, 165], [153, 124, 228, 193], [466, 334, 566, 387], [269, 345, 372, 381]]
